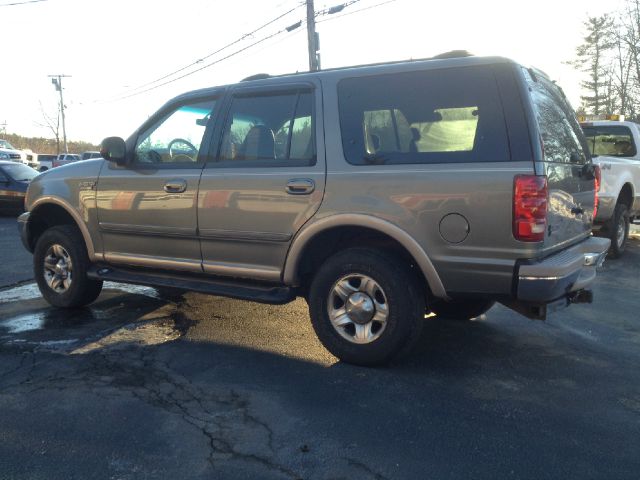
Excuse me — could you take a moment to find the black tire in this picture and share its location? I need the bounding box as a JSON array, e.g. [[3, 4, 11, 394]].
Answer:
[[308, 248, 425, 366], [605, 203, 630, 259], [429, 298, 495, 321], [34, 225, 103, 308]]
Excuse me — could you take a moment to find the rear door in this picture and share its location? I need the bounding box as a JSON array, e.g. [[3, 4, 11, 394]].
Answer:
[[524, 69, 594, 253]]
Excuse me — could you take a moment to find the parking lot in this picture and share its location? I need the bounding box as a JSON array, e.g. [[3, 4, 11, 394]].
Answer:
[[1, 213, 639, 479]]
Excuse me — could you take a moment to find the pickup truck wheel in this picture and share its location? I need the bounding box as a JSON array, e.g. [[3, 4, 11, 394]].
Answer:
[[429, 298, 495, 321], [606, 203, 630, 259], [308, 248, 424, 366], [34, 225, 103, 308]]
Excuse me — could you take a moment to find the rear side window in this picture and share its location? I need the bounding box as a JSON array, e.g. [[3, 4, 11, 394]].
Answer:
[[582, 125, 637, 157], [525, 69, 588, 164], [217, 90, 315, 167], [338, 66, 510, 165]]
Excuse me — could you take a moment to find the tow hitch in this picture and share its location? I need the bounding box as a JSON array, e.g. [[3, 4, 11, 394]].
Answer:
[[568, 289, 593, 304]]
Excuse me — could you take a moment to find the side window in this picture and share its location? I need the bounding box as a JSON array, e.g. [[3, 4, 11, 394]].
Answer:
[[218, 90, 315, 167], [525, 71, 587, 164], [134, 98, 217, 165], [338, 66, 509, 165]]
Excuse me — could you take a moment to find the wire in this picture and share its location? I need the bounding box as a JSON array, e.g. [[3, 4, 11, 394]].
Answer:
[[111, 26, 296, 102], [316, 0, 399, 23], [0, 0, 47, 6], [121, 3, 305, 95], [315, 0, 362, 17], [102, 0, 398, 103]]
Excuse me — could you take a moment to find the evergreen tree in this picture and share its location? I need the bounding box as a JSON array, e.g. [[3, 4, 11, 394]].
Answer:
[[570, 15, 615, 115]]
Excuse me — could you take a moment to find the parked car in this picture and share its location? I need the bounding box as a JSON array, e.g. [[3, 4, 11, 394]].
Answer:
[[0, 161, 38, 213], [18, 54, 609, 365], [0, 140, 37, 167], [54, 154, 81, 168], [36, 154, 58, 172], [81, 151, 102, 160], [580, 117, 640, 257], [0, 139, 27, 165]]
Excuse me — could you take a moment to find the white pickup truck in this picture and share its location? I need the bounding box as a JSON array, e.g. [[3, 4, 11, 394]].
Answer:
[[581, 119, 640, 257]]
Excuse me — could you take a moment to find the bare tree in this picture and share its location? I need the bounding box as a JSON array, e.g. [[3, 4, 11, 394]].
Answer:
[[611, 33, 634, 116], [35, 100, 61, 154]]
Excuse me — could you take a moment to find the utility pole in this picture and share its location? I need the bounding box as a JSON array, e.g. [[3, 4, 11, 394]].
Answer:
[[306, 0, 319, 71], [0, 120, 6, 137], [49, 74, 70, 153]]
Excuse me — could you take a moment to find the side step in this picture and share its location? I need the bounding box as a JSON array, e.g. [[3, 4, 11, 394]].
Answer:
[[87, 265, 297, 305]]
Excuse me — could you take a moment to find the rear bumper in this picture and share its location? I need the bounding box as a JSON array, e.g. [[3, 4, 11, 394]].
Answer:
[[516, 236, 610, 304]]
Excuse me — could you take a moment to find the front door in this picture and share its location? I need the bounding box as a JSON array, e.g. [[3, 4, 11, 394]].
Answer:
[[96, 96, 219, 272], [197, 83, 325, 281]]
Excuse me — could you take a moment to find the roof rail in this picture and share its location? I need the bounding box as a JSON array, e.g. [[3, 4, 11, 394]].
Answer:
[[431, 50, 474, 59], [241, 73, 271, 82]]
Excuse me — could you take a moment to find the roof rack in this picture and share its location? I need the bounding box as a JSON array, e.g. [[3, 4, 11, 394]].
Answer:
[[241, 73, 271, 82]]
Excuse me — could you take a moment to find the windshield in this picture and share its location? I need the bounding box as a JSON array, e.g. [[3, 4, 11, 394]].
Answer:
[[0, 140, 16, 150], [1, 163, 38, 181], [582, 125, 636, 157]]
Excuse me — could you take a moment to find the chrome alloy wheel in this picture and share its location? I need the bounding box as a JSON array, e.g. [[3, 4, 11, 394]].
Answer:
[[43, 244, 73, 293], [327, 274, 389, 344]]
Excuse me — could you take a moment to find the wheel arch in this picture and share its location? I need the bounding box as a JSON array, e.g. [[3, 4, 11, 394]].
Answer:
[[283, 214, 447, 299], [617, 182, 634, 209], [27, 197, 98, 260]]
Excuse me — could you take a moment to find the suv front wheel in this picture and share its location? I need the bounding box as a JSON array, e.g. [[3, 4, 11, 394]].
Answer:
[[34, 225, 103, 308], [308, 248, 424, 366]]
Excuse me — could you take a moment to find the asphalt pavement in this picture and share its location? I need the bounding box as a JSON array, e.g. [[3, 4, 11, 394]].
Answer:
[[1, 213, 639, 479], [0, 213, 32, 288]]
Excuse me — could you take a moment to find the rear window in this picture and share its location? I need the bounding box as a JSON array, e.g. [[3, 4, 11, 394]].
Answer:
[[524, 69, 588, 164], [337, 65, 510, 165], [581, 125, 636, 157]]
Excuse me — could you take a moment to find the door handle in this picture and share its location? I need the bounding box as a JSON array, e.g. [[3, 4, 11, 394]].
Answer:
[[286, 178, 315, 195], [164, 179, 187, 193]]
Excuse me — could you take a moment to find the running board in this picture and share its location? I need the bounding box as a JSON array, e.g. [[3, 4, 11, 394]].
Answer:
[[87, 265, 296, 305]]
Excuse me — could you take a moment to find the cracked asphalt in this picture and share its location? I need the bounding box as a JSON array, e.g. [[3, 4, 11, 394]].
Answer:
[[1, 214, 640, 479]]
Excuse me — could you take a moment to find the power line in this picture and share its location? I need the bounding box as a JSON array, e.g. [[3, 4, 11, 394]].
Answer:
[[100, 0, 396, 103], [110, 25, 299, 102], [119, 3, 305, 96], [0, 0, 46, 6], [316, 0, 398, 23], [315, 0, 362, 16]]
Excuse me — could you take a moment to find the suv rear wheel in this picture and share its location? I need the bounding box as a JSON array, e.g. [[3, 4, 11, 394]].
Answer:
[[308, 248, 424, 366], [34, 225, 103, 308]]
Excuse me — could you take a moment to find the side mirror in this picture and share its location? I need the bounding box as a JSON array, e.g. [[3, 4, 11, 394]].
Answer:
[[100, 137, 127, 165]]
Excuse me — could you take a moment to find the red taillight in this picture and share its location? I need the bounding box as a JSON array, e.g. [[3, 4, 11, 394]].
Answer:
[[513, 175, 548, 242]]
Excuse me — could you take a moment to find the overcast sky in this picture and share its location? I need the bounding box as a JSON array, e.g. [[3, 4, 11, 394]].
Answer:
[[1, 0, 621, 146]]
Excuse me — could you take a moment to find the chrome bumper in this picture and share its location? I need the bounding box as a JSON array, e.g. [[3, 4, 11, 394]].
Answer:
[[516, 236, 610, 303]]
